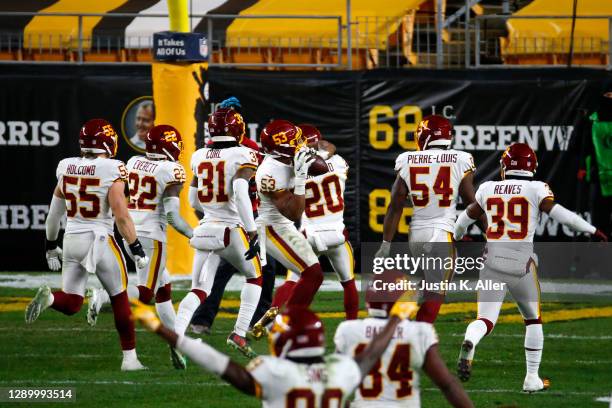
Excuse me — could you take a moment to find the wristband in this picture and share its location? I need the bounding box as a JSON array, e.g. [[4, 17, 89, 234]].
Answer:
[[46, 239, 59, 251], [294, 177, 306, 195], [129, 240, 146, 257]]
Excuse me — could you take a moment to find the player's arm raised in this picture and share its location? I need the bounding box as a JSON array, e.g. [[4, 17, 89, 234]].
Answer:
[[44, 185, 67, 271], [233, 166, 260, 259], [353, 300, 416, 376], [133, 302, 258, 396], [109, 180, 149, 268], [423, 344, 474, 408], [163, 183, 193, 239], [376, 175, 408, 258], [540, 199, 608, 241]]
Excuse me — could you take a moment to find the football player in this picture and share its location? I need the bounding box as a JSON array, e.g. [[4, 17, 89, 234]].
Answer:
[[131, 297, 418, 407], [26, 119, 148, 371], [335, 272, 473, 408], [248, 120, 327, 338], [453, 142, 609, 392], [174, 107, 262, 358], [272, 124, 358, 320], [375, 115, 478, 323], [86, 124, 192, 369]]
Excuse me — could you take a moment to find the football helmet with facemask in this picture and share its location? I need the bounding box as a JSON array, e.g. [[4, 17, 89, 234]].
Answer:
[[297, 123, 322, 146], [268, 306, 325, 359], [501, 142, 537, 178], [416, 115, 453, 151], [145, 124, 184, 162], [79, 119, 119, 157], [208, 108, 245, 142], [260, 120, 307, 159]]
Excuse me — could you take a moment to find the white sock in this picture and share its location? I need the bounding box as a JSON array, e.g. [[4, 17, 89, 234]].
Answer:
[[234, 283, 262, 337], [46, 292, 54, 308], [97, 288, 110, 306], [122, 348, 137, 360], [525, 324, 543, 376], [175, 292, 202, 336], [464, 320, 489, 360], [156, 300, 176, 331], [126, 285, 140, 301]]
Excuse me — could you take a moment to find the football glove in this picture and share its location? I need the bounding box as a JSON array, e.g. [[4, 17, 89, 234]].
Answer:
[[128, 240, 149, 270], [389, 298, 418, 320], [244, 233, 260, 260], [593, 229, 609, 242], [130, 299, 161, 332], [294, 147, 316, 180], [45, 247, 62, 271], [374, 241, 391, 259]]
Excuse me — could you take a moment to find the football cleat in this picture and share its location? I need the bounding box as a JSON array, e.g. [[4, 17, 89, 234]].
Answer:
[[523, 374, 550, 393], [169, 346, 187, 370], [25, 286, 52, 324], [85, 288, 103, 327], [121, 357, 147, 371], [227, 332, 257, 359], [457, 340, 474, 382], [247, 307, 279, 341]]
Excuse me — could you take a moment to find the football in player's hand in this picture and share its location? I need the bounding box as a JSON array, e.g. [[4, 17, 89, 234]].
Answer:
[[308, 154, 329, 176]]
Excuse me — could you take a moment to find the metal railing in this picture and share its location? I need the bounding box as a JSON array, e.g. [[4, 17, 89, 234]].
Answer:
[[0, 12, 345, 68], [472, 15, 612, 69], [0, 10, 610, 69]]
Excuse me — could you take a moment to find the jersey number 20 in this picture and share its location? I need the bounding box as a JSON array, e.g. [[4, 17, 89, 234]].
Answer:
[[305, 174, 344, 217]]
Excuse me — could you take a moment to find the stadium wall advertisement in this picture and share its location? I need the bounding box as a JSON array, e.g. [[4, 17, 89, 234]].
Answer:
[[1, 65, 610, 271]]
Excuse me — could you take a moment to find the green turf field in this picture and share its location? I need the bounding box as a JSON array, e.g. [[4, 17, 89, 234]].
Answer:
[[2, 285, 612, 408]]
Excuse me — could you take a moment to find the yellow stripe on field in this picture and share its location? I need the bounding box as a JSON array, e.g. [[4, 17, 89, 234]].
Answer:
[[497, 306, 612, 324], [3, 296, 612, 324]]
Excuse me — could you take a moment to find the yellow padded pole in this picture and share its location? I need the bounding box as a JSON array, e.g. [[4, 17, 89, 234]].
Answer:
[[168, 0, 189, 32]]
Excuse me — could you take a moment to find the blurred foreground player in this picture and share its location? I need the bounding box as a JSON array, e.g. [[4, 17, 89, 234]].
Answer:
[[454, 142, 608, 392], [131, 298, 418, 407], [272, 124, 358, 320], [26, 119, 148, 371], [176, 107, 262, 357], [86, 124, 192, 369], [375, 115, 478, 323], [335, 273, 473, 408]]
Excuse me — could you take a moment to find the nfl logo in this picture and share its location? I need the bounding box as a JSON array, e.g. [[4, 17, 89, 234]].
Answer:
[[199, 38, 208, 59]]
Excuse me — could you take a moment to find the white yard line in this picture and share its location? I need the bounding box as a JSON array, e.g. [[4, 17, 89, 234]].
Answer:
[[0, 273, 349, 291]]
